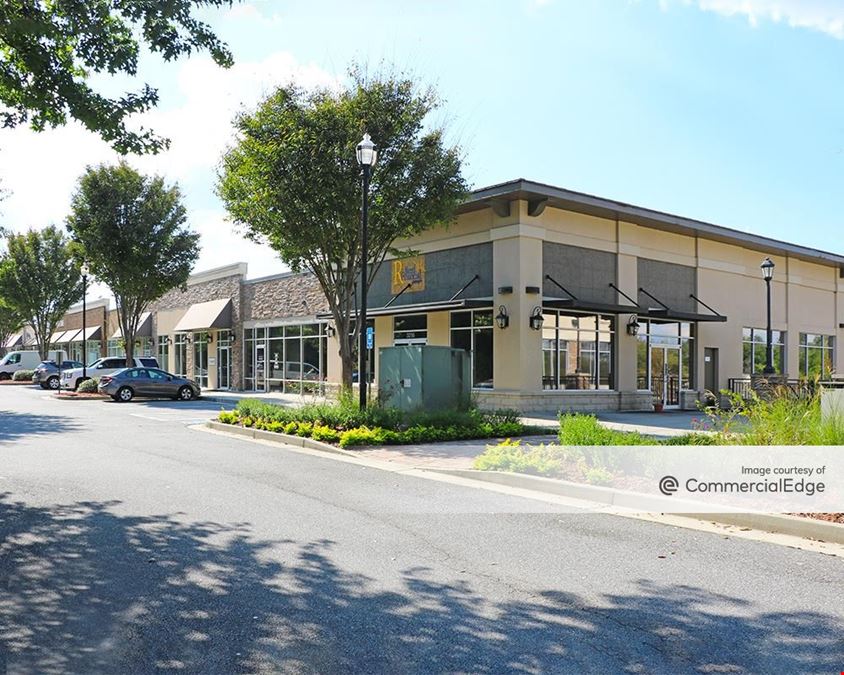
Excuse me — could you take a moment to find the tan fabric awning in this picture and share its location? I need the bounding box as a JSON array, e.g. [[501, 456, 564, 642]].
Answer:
[[110, 313, 151, 339], [72, 326, 103, 342], [4, 333, 22, 349], [50, 330, 78, 344], [173, 299, 231, 332]]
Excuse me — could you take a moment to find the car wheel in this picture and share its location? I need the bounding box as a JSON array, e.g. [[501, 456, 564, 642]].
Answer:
[[46, 376, 60, 390], [116, 386, 134, 403], [177, 386, 195, 401], [0, 372, 9, 381]]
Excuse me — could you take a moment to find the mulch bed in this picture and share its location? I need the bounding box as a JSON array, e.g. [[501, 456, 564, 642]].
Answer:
[[790, 513, 844, 524], [0, 380, 35, 385], [54, 392, 108, 400]]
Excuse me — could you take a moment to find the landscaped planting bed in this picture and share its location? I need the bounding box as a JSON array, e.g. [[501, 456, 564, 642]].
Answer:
[[217, 398, 534, 448]]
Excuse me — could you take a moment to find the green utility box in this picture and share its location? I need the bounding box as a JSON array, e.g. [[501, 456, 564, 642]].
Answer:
[[378, 345, 470, 411]]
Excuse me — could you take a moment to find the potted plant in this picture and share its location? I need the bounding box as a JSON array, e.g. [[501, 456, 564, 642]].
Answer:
[[653, 397, 664, 413]]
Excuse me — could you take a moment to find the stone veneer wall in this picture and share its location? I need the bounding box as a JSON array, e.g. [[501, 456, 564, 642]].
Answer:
[[148, 272, 245, 388], [242, 272, 328, 321]]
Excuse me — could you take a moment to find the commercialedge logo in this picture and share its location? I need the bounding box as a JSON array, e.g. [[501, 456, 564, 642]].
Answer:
[[658, 475, 826, 497], [659, 475, 679, 496]]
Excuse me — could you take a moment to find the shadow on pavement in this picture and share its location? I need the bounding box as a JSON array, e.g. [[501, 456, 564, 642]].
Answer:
[[0, 494, 840, 672], [0, 410, 81, 445]]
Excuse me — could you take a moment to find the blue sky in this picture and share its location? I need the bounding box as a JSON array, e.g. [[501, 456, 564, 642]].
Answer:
[[2, 0, 843, 284]]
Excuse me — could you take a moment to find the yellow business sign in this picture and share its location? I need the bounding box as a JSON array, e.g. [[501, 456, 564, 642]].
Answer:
[[391, 256, 426, 294]]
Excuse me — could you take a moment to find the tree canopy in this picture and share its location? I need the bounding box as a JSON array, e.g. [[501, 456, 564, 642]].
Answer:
[[67, 162, 199, 365], [217, 69, 468, 388], [0, 299, 24, 357], [0, 0, 235, 154], [0, 225, 82, 359]]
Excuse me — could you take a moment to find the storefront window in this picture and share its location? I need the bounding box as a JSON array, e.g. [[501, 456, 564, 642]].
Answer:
[[245, 323, 328, 392], [158, 337, 170, 372], [799, 333, 834, 378], [174, 333, 188, 378], [107, 339, 125, 357], [742, 328, 785, 374], [393, 314, 427, 345], [450, 310, 494, 388], [193, 332, 209, 388], [542, 312, 614, 390]]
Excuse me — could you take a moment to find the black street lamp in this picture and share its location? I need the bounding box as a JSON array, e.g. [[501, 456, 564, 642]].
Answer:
[[761, 257, 775, 376], [356, 132, 377, 408], [81, 262, 89, 380]]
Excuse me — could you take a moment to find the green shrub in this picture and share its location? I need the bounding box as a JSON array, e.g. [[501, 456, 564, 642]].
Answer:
[[12, 369, 35, 381], [584, 466, 613, 485], [218, 410, 238, 424], [76, 378, 100, 393], [558, 413, 656, 446], [473, 440, 562, 477], [311, 424, 341, 443]]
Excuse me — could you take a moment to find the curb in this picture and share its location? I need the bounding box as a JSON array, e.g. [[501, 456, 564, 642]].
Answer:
[[206, 420, 353, 456], [424, 468, 844, 545]]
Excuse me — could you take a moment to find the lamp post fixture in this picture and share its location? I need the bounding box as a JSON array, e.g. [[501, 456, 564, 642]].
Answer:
[[356, 132, 377, 408], [81, 262, 89, 380], [760, 257, 775, 376]]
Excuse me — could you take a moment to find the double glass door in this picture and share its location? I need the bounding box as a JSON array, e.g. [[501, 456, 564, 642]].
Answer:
[[650, 346, 681, 407]]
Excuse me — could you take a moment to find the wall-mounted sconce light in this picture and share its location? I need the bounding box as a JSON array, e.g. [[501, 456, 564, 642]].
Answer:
[[626, 314, 641, 336], [326, 324, 336, 338], [528, 306, 544, 331], [495, 305, 510, 329]]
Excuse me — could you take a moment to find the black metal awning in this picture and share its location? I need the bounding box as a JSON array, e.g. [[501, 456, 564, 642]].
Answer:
[[542, 275, 727, 322], [316, 298, 493, 320]]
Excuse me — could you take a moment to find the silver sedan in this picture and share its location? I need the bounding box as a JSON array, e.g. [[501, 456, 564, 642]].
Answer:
[[97, 367, 201, 402]]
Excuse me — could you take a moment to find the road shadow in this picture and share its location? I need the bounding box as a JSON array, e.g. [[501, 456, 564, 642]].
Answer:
[[0, 410, 81, 445], [0, 494, 841, 673]]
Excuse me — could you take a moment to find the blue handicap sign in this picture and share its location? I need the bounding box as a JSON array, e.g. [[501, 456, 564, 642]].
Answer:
[[366, 326, 374, 350]]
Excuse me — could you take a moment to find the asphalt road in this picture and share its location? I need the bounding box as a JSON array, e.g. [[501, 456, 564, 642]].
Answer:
[[0, 386, 842, 674]]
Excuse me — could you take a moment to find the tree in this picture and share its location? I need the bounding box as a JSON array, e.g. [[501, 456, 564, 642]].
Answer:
[[67, 162, 199, 366], [0, 0, 235, 154], [0, 226, 82, 359], [0, 299, 24, 357], [217, 69, 468, 391]]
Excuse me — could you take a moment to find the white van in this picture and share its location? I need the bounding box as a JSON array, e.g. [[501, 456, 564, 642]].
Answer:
[[0, 350, 43, 380]]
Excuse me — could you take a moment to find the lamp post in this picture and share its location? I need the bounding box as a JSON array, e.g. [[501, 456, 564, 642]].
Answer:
[[356, 132, 377, 408], [761, 257, 775, 376], [81, 262, 89, 380]]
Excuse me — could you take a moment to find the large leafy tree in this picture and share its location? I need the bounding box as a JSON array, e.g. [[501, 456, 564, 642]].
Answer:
[[0, 225, 82, 359], [67, 162, 199, 366], [217, 69, 468, 390], [0, 0, 235, 154], [0, 299, 25, 357]]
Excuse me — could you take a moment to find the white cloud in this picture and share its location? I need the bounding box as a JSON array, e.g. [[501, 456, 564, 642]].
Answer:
[[670, 0, 844, 38], [0, 51, 336, 280]]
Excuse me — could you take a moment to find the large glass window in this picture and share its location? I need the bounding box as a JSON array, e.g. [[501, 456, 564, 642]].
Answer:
[[742, 328, 785, 375], [799, 333, 835, 378], [107, 339, 125, 357], [158, 337, 170, 372], [245, 324, 328, 393], [393, 314, 427, 345], [174, 333, 188, 378], [541, 312, 614, 390], [193, 331, 209, 388], [450, 310, 494, 388]]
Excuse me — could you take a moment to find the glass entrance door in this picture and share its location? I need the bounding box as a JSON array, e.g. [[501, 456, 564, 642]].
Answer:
[[193, 332, 209, 388], [218, 345, 231, 390], [650, 346, 681, 407], [255, 343, 266, 391]]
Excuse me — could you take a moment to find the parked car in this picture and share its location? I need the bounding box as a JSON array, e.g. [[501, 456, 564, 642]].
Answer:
[[0, 350, 45, 380], [61, 356, 159, 390], [98, 367, 201, 402], [32, 360, 84, 390]]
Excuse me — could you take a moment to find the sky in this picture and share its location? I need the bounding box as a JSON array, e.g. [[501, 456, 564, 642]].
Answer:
[[1, 0, 843, 300]]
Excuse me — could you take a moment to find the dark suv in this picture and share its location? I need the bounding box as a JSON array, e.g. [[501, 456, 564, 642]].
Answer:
[[32, 360, 84, 390]]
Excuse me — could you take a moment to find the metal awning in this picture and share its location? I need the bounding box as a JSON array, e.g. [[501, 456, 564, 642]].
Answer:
[[316, 298, 493, 320], [73, 326, 103, 341], [110, 313, 151, 339], [638, 288, 727, 323], [173, 299, 232, 332], [543, 297, 641, 315]]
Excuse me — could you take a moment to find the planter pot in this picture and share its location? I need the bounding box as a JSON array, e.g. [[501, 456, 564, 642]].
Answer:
[[653, 402, 664, 413]]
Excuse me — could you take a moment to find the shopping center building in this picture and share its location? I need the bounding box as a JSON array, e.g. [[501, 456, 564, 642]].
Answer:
[[47, 179, 844, 412]]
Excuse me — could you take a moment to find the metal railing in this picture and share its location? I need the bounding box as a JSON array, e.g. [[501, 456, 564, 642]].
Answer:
[[727, 377, 844, 400]]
